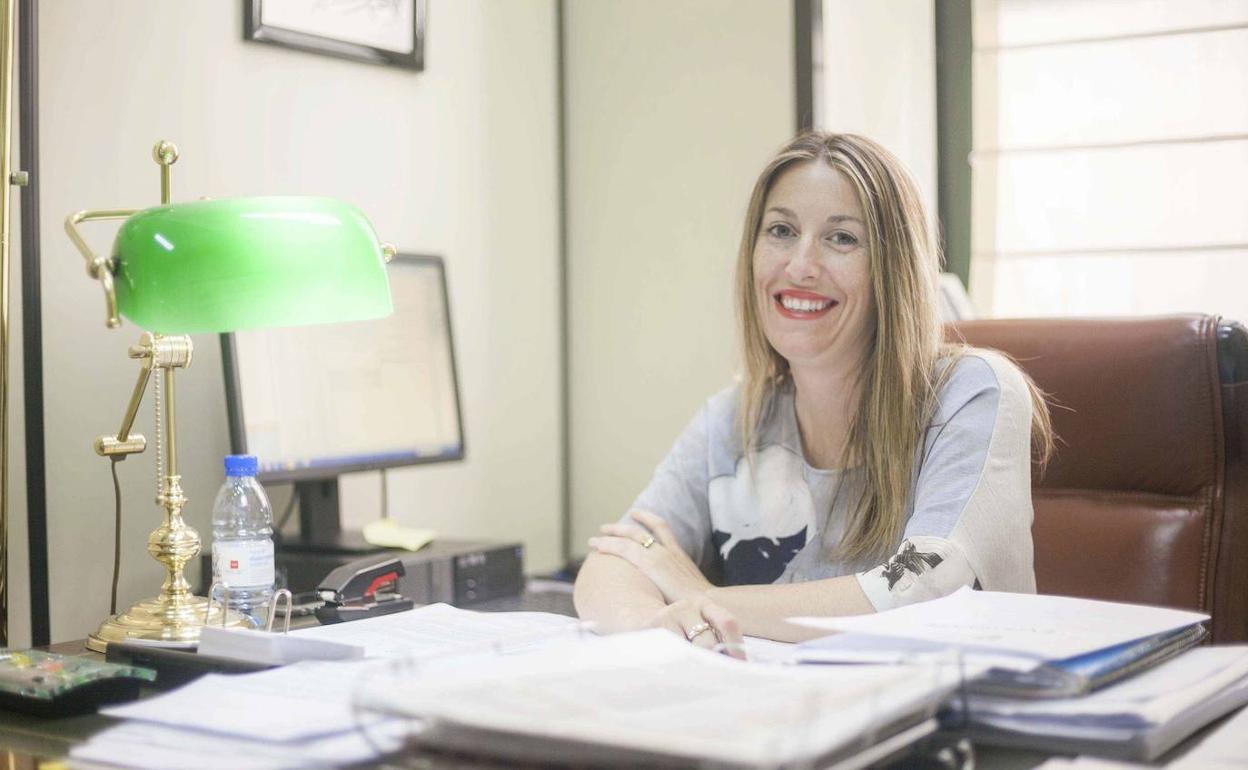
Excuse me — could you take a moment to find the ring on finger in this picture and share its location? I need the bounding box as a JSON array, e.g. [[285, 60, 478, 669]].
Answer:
[[684, 621, 712, 642], [640, 534, 656, 549]]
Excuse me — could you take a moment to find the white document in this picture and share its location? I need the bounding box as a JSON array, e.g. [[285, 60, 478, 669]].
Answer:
[[969, 647, 1248, 724], [291, 602, 582, 659], [1029, 759, 1152, 770], [793, 587, 1208, 661], [971, 679, 1248, 761], [1170, 694, 1248, 768], [101, 659, 388, 741], [104, 606, 580, 745], [966, 647, 1248, 761], [69, 719, 406, 770], [797, 631, 1035, 673], [969, 646, 1248, 725], [197, 625, 364, 666], [359, 629, 960, 769], [739, 635, 798, 664]]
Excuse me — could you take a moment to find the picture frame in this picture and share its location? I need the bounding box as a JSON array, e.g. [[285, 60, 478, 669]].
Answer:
[[244, 0, 427, 72]]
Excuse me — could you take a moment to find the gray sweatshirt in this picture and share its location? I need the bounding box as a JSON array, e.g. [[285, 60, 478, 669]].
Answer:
[[628, 349, 1037, 611]]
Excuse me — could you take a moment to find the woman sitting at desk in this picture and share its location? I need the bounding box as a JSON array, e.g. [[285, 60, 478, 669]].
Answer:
[[574, 132, 1053, 648]]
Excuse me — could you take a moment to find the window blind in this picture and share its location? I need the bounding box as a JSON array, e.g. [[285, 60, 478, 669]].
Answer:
[[970, 0, 1248, 319]]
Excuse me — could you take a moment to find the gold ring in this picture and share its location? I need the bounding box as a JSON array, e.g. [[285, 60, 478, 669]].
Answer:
[[640, 535, 656, 549], [684, 621, 712, 641]]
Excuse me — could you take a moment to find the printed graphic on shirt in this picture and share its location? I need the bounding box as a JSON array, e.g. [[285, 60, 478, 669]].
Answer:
[[712, 527, 807, 584], [855, 536, 979, 612], [707, 444, 814, 584], [879, 540, 944, 590]]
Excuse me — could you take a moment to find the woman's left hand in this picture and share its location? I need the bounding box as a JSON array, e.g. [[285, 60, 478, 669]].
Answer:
[[588, 510, 712, 603]]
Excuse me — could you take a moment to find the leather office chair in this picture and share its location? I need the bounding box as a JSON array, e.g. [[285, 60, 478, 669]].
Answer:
[[949, 315, 1248, 643]]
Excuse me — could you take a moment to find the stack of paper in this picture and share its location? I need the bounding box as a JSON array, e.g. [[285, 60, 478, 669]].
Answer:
[[190, 601, 583, 667], [965, 646, 1248, 761], [789, 590, 1245, 761], [358, 629, 962, 769], [69, 604, 584, 769], [290, 601, 583, 659], [1030, 758, 1155, 769], [71, 660, 407, 770], [1168, 695, 1248, 769], [794, 587, 1209, 697]]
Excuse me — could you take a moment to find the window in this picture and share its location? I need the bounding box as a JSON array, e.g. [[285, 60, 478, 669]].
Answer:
[[969, 0, 1248, 319]]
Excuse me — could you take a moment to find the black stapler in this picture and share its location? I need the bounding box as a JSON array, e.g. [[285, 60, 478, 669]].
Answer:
[[314, 555, 416, 625]]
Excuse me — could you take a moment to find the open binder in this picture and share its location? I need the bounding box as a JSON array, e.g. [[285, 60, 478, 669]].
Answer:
[[793, 587, 1211, 699], [354, 629, 965, 770]]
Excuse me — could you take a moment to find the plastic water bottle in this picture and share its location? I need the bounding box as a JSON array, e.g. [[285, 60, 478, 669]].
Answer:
[[210, 454, 274, 628]]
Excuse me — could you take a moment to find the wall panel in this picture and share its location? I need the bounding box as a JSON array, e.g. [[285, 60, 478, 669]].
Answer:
[[38, 1, 561, 641], [564, 0, 794, 551]]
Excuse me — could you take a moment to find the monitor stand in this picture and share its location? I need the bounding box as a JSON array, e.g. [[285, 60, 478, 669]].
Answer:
[[280, 478, 385, 554]]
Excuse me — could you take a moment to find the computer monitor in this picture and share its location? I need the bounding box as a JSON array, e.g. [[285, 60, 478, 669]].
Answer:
[[221, 253, 464, 553]]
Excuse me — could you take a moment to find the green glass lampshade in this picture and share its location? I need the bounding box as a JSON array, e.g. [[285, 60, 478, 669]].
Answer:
[[111, 196, 393, 334]]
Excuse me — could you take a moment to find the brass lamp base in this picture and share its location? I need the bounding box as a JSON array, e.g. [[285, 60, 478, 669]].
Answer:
[[86, 595, 250, 653]]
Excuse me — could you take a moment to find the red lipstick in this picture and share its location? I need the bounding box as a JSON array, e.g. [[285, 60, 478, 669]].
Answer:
[[773, 289, 837, 320]]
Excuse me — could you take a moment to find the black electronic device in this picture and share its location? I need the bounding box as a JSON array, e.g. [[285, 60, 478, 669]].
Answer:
[[106, 643, 274, 690], [314, 556, 416, 624], [220, 253, 465, 554], [0, 677, 146, 718], [0, 651, 154, 717], [199, 538, 525, 609]]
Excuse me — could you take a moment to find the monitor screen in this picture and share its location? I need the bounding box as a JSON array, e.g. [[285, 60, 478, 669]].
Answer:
[[222, 253, 464, 484]]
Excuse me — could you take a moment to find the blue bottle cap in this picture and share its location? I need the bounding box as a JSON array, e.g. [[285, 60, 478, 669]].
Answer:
[[224, 454, 258, 477]]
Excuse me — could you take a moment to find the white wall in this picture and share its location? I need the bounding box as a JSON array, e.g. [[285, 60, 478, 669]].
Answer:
[[34, 0, 561, 643], [819, 0, 937, 209], [565, 1, 795, 549]]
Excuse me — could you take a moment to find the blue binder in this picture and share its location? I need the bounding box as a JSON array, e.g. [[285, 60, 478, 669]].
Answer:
[[970, 623, 1208, 698]]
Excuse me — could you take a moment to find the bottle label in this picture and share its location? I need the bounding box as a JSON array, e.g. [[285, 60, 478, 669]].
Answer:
[[212, 539, 275, 588]]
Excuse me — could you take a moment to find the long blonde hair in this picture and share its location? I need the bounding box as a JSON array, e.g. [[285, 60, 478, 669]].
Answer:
[[735, 132, 1052, 561]]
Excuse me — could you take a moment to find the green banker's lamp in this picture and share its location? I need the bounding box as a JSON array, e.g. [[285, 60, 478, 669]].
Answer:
[[65, 140, 394, 652]]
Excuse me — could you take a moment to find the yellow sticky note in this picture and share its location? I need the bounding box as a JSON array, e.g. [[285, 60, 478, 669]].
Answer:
[[362, 518, 435, 551]]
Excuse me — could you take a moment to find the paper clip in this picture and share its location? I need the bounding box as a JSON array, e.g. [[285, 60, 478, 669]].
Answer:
[[205, 582, 292, 633], [267, 589, 293, 634], [204, 581, 232, 627]]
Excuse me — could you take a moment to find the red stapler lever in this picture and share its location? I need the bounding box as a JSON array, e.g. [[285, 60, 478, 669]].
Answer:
[[314, 556, 416, 625]]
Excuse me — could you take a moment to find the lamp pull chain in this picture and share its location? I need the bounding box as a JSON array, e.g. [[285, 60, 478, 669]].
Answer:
[[153, 361, 164, 502]]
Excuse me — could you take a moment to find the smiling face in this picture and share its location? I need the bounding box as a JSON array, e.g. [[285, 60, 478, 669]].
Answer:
[[752, 160, 875, 373]]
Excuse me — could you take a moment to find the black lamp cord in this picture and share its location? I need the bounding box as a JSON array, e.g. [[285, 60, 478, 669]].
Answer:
[[274, 490, 298, 539], [109, 457, 123, 615]]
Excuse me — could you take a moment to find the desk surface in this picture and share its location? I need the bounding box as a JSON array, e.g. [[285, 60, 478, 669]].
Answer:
[[0, 587, 1231, 770]]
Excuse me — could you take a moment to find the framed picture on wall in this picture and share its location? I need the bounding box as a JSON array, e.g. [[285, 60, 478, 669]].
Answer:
[[244, 0, 427, 71]]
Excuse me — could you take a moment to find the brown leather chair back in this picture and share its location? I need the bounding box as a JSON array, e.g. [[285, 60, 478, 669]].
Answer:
[[950, 315, 1248, 642]]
